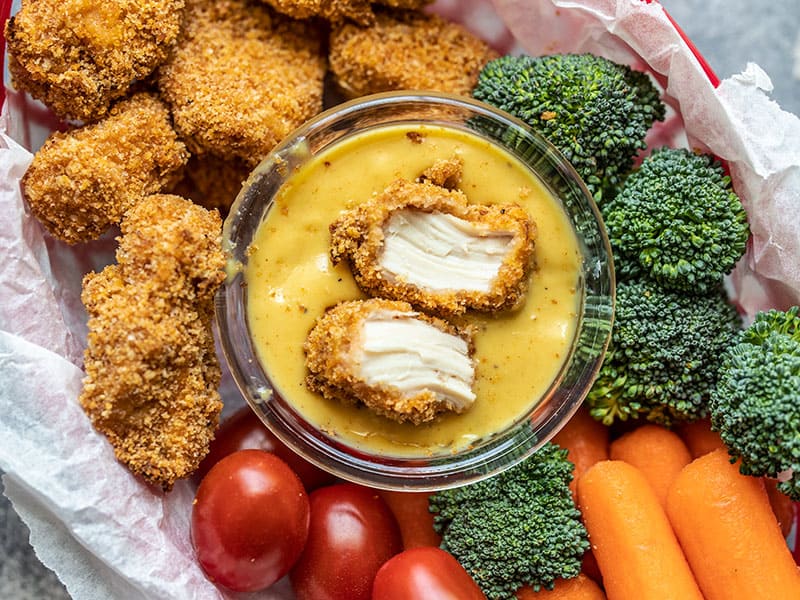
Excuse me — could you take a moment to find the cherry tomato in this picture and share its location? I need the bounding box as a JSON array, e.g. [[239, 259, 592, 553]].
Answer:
[[290, 483, 403, 600], [197, 406, 336, 490], [371, 546, 486, 600], [191, 450, 310, 593]]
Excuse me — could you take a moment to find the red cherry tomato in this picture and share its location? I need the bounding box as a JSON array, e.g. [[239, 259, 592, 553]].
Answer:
[[290, 483, 403, 600], [191, 450, 310, 593], [371, 546, 486, 600], [197, 406, 336, 490]]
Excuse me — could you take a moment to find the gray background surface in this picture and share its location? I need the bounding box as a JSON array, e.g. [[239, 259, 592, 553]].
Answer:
[[2, 0, 799, 598]]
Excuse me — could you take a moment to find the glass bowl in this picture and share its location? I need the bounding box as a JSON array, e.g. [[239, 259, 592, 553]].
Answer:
[[215, 91, 614, 490]]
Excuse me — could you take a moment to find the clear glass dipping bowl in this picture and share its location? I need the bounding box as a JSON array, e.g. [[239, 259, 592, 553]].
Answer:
[[215, 91, 615, 491]]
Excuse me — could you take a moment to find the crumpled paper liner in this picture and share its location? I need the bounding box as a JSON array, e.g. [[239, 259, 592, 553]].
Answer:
[[1, 0, 798, 598]]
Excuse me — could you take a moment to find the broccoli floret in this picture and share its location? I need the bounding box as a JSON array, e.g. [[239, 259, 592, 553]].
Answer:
[[472, 53, 665, 201], [429, 443, 588, 600], [710, 307, 800, 500], [602, 148, 749, 291], [586, 278, 742, 426]]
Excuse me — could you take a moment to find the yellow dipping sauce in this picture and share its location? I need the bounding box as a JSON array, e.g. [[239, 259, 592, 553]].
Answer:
[[244, 124, 582, 457]]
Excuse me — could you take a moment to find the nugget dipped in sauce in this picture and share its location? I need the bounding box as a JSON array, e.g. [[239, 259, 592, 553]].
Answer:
[[22, 92, 188, 244], [158, 0, 326, 167], [329, 9, 498, 97], [5, 0, 185, 122], [330, 169, 537, 316], [79, 194, 225, 491], [305, 299, 476, 425]]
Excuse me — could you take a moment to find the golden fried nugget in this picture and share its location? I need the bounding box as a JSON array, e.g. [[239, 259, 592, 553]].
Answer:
[[258, 0, 429, 25], [330, 176, 536, 315], [305, 298, 476, 424], [5, 0, 185, 122], [329, 9, 498, 97], [158, 0, 326, 167], [22, 92, 188, 244], [79, 194, 225, 490]]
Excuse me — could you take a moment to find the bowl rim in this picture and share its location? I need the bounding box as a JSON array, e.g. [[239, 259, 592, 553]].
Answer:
[[215, 90, 616, 491]]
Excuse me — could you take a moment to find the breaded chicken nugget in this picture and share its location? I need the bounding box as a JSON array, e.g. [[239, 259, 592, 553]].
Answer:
[[158, 0, 326, 167], [305, 298, 476, 425], [329, 9, 498, 97], [5, 0, 185, 122], [22, 92, 188, 244], [330, 176, 537, 315], [258, 0, 429, 25], [79, 194, 225, 490]]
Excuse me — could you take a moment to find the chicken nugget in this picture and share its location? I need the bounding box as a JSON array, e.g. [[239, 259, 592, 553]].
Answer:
[[22, 92, 188, 244], [329, 9, 498, 98], [330, 176, 536, 315], [258, 0, 429, 25], [5, 0, 185, 122], [158, 0, 326, 166], [79, 194, 225, 490], [305, 298, 476, 425]]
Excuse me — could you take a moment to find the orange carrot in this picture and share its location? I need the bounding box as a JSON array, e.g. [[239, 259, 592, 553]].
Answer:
[[765, 478, 797, 538], [609, 424, 691, 507], [676, 418, 725, 458], [515, 574, 606, 599], [665, 449, 800, 600], [577, 460, 703, 600], [377, 490, 441, 549], [552, 405, 609, 497]]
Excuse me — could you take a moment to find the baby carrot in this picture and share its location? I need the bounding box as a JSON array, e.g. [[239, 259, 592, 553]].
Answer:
[[516, 574, 606, 599], [552, 405, 609, 497], [609, 424, 691, 507], [377, 490, 441, 549], [665, 448, 800, 600], [675, 417, 725, 458], [577, 460, 703, 600]]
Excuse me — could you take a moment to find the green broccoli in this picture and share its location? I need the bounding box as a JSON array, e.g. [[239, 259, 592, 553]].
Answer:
[[429, 443, 588, 600], [586, 278, 742, 426], [602, 148, 749, 291], [472, 53, 665, 201], [709, 306, 800, 500]]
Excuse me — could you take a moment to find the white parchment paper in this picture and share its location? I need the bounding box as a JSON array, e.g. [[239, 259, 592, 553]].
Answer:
[[1, 0, 798, 598]]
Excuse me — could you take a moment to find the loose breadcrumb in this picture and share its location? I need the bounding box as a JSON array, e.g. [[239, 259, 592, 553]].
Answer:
[[5, 0, 185, 122], [158, 0, 327, 166], [329, 9, 498, 98], [330, 176, 537, 315], [304, 298, 476, 424], [22, 92, 188, 244], [79, 194, 225, 490]]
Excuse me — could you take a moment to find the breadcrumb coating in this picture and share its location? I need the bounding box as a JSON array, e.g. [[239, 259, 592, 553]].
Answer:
[[5, 0, 185, 122], [258, 0, 429, 25], [79, 194, 225, 490], [304, 298, 476, 425], [22, 92, 188, 244], [329, 9, 498, 98], [158, 0, 326, 166], [330, 175, 536, 315]]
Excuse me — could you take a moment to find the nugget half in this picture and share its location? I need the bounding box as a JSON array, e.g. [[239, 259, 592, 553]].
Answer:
[[22, 93, 188, 244], [79, 194, 225, 490], [329, 9, 498, 97], [305, 299, 476, 424], [330, 177, 536, 315], [5, 0, 185, 122], [158, 0, 326, 166]]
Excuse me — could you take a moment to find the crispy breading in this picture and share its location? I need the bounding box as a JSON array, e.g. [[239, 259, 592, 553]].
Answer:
[[330, 176, 536, 315], [329, 9, 498, 98], [79, 194, 225, 490], [172, 154, 251, 216], [5, 0, 185, 123], [258, 0, 429, 25], [22, 92, 188, 244], [158, 0, 326, 167], [304, 298, 476, 425]]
